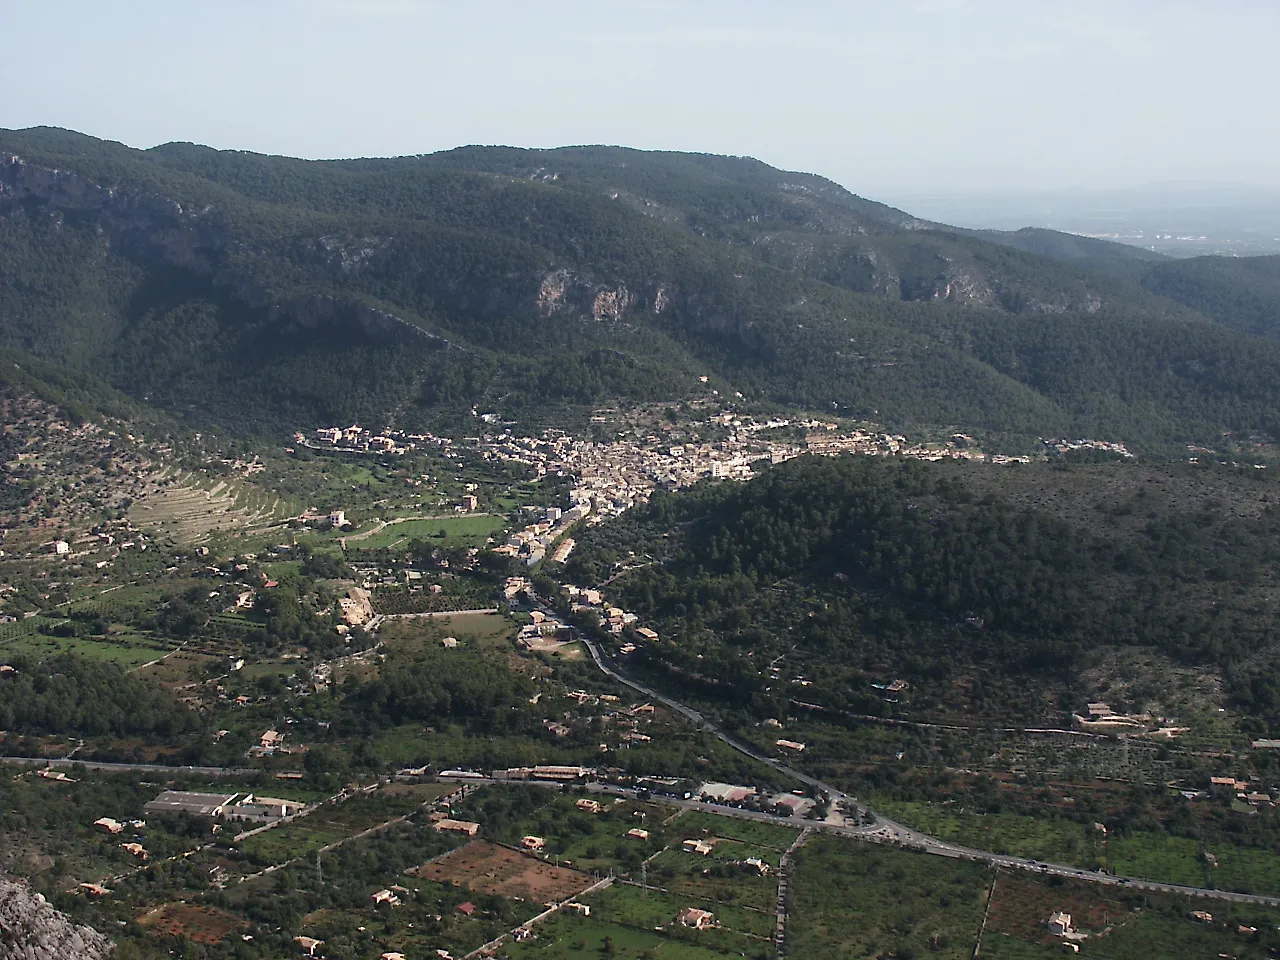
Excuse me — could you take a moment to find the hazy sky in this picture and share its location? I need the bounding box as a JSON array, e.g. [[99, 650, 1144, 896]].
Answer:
[[2, 0, 1276, 201]]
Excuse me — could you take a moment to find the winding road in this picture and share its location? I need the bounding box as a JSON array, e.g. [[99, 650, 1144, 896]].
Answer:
[[574, 634, 1280, 908]]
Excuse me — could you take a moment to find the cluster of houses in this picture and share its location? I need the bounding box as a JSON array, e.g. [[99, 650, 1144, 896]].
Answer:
[[494, 504, 590, 567], [304, 425, 409, 455]]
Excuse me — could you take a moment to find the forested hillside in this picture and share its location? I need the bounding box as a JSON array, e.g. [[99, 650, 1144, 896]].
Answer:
[[567, 455, 1280, 725], [1, 127, 1279, 449]]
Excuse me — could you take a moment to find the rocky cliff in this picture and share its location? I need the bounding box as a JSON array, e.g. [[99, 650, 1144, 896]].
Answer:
[[0, 879, 113, 960]]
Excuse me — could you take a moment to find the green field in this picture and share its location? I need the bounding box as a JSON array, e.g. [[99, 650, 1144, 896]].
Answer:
[[981, 901, 1280, 960], [350, 514, 506, 549], [873, 799, 1104, 867], [673, 812, 801, 860], [381, 612, 514, 652], [647, 848, 778, 917], [0, 631, 174, 666], [585, 882, 772, 957], [238, 784, 447, 864], [789, 834, 992, 960], [504, 911, 739, 960], [1106, 832, 1280, 896]]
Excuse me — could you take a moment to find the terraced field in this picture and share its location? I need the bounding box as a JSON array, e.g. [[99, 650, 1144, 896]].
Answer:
[[128, 468, 294, 542]]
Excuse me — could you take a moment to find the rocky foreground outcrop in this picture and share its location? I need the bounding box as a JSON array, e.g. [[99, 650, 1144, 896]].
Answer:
[[0, 879, 113, 960]]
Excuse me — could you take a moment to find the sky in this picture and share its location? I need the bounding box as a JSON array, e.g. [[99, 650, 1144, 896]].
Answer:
[[1, 0, 1277, 201]]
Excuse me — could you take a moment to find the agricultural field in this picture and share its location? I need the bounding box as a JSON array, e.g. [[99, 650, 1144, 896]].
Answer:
[[1103, 831, 1280, 896], [582, 882, 773, 958], [672, 813, 801, 865], [236, 783, 449, 866], [872, 799, 1105, 868], [128, 471, 293, 543], [488, 793, 669, 873], [372, 725, 603, 770], [503, 911, 737, 960], [411, 840, 593, 902], [0, 630, 174, 667], [347, 514, 507, 550], [979, 869, 1280, 959], [788, 834, 992, 960], [135, 902, 248, 943], [646, 847, 778, 917]]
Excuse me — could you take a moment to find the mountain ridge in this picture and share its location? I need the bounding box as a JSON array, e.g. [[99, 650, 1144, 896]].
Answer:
[[2, 126, 1279, 451]]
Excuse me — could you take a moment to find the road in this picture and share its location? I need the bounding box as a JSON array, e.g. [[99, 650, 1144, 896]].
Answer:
[[0, 756, 255, 776], [573, 635, 1280, 909]]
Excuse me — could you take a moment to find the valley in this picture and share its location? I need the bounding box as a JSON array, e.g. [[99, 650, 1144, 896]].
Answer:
[[3, 131, 1280, 960]]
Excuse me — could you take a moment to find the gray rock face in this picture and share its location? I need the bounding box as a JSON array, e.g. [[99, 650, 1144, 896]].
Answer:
[[0, 878, 113, 960]]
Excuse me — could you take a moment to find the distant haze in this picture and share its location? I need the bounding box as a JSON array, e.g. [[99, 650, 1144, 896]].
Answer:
[[898, 184, 1280, 257], [1, 0, 1277, 200]]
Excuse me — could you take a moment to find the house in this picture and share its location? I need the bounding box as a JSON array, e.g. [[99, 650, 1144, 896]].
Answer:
[[294, 936, 324, 956], [575, 799, 601, 814], [776, 739, 806, 753], [682, 839, 715, 856], [456, 901, 476, 916], [39, 769, 76, 783], [441, 636, 459, 648], [371, 888, 402, 906], [626, 828, 650, 840], [53, 540, 70, 555], [1190, 910, 1214, 923], [635, 627, 659, 642], [565, 902, 590, 916], [1047, 911, 1072, 936], [259, 729, 285, 750], [741, 857, 770, 875], [120, 842, 148, 860], [382, 953, 408, 960], [678, 906, 716, 929], [93, 818, 124, 834], [521, 835, 546, 851], [433, 819, 481, 837], [78, 883, 111, 897]]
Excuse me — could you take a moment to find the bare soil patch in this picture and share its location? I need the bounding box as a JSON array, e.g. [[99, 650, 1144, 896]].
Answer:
[[137, 902, 247, 943], [409, 840, 590, 903]]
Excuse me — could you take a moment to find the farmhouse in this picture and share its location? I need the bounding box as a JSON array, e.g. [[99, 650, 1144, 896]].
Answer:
[[433, 819, 481, 837], [293, 936, 324, 956], [120, 842, 148, 860], [259, 729, 284, 750], [626, 828, 650, 840], [566, 902, 591, 916], [776, 739, 807, 752], [371, 888, 402, 906], [93, 817, 124, 834], [521, 835, 546, 851], [678, 906, 716, 929], [682, 839, 715, 856], [1047, 911, 1073, 936], [575, 799, 601, 814]]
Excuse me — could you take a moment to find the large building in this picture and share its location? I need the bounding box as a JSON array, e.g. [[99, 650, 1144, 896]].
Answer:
[[144, 791, 239, 817]]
